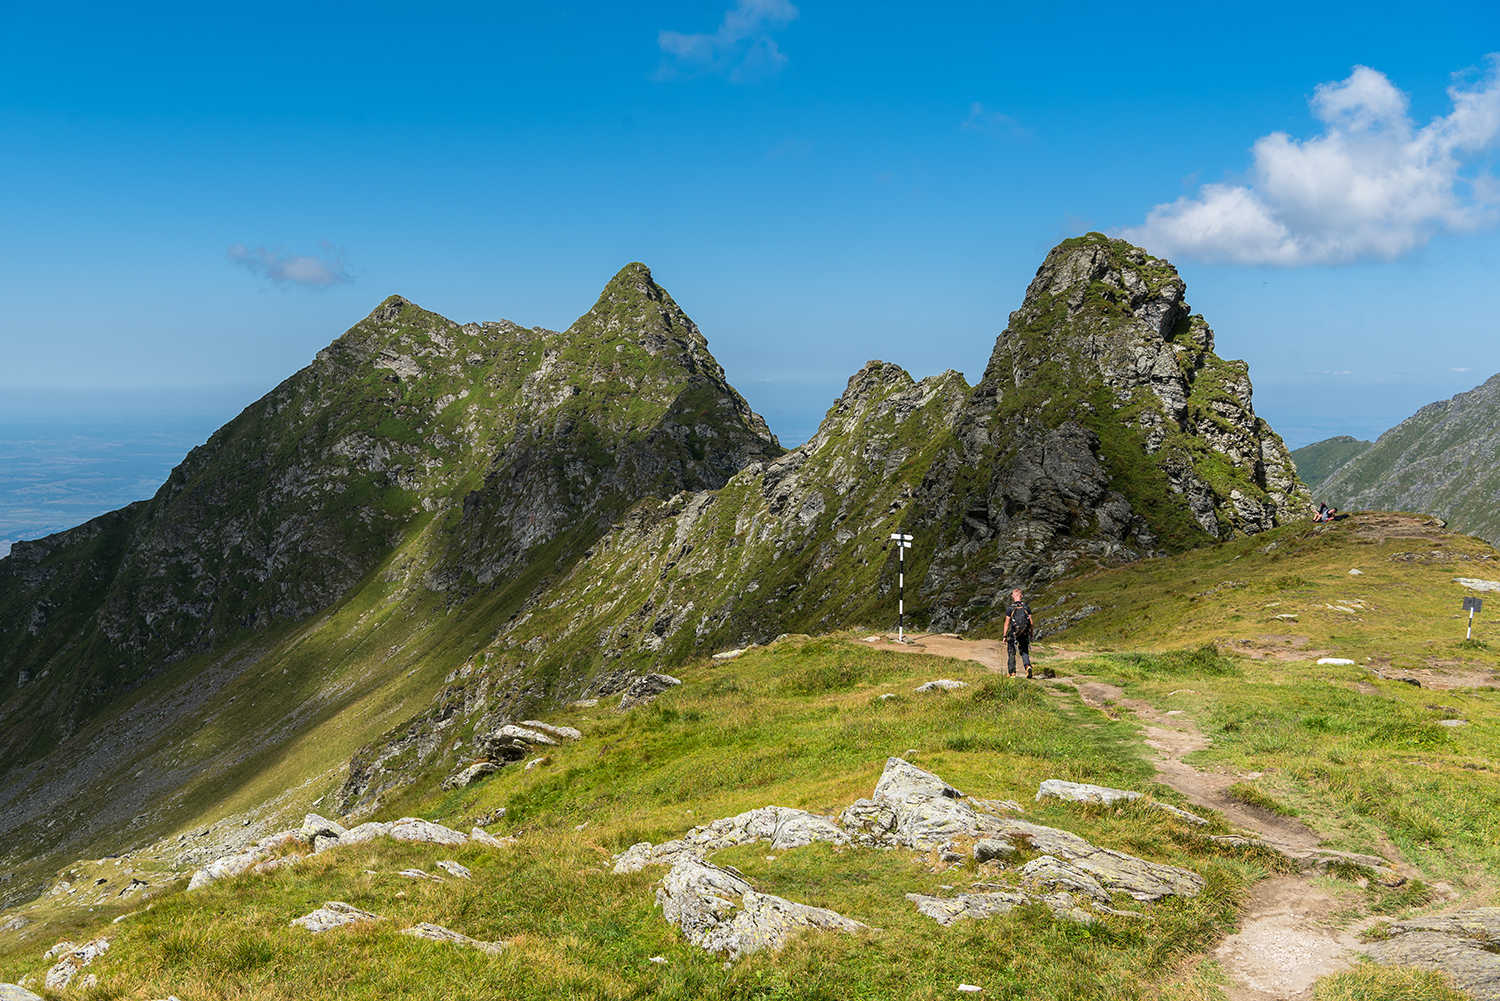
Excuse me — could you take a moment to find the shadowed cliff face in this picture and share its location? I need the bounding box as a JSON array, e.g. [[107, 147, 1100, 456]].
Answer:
[[915, 234, 1309, 629]]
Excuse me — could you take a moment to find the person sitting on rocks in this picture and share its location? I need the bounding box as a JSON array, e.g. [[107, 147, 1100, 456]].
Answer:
[[1003, 588, 1033, 679]]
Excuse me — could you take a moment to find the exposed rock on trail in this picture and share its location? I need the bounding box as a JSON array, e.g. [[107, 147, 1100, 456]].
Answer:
[[1366, 908, 1500, 1000]]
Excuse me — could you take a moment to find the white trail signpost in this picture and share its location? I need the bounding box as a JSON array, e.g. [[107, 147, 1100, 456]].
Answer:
[[890, 533, 913, 642]]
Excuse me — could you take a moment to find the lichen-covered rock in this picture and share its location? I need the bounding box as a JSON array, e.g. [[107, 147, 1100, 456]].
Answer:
[[1036, 779, 1209, 826], [907, 889, 1095, 926], [657, 857, 865, 958], [0, 984, 44, 1001], [470, 828, 517, 848], [43, 936, 108, 989], [300, 813, 347, 840], [188, 848, 269, 890], [339, 821, 392, 845], [290, 901, 385, 933], [618, 673, 682, 711], [400, 922, 506, 955], [1019, 856, 1111, 903], [914, 679, 968, 692], [612, 806, 846, 874], [442, 760, 501, 790], [387, 818, 468, 846], [1365, 908, 1500, 1000]]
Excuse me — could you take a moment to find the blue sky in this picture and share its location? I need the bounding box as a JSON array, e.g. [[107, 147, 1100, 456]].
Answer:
[[3, 1, 1500, 547]]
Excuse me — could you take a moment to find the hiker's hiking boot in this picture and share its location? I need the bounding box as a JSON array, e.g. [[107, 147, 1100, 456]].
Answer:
[[1026, 666, 1033, 679]]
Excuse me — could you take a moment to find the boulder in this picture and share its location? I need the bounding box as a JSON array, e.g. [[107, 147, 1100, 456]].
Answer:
[[300, 813, 348, 840], [493, 723, 560, 746], [312, 835, 341, 853], [618, 673, 682, 711], [516, 720, 582, 741], [43, 936, 108, 990], [657, 857, 866, 958], [613, 840, 701, 874], [400, 922, 506, 955], [0, 985, 44, 1001], [973, 839, 1016, 863], [914, 679, 968, 693], [1365, 908, 1500, 1000], [290, 901, 385, 933], [849, 759, 1205, 900], [470, 828, 517, 848], [188, 848, 268, 890], [387, 818, 468, 846], [443, 761, 501, 791], [339, 821, 392, 846], [690, 806, 847, 852], [436, 860, 472, 879]]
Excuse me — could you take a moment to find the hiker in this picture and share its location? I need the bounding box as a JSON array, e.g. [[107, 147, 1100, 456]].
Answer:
[[1314, 502, 1337, 523], [1003, 588, 1033, 678]]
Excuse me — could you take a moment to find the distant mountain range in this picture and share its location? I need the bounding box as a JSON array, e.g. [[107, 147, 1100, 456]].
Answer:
[[0, 235, 1309, 902], [1303, 373, 1500, 544]]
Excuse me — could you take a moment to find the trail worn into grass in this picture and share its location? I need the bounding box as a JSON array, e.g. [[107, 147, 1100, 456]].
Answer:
[[871, 631, 1385, 1001]]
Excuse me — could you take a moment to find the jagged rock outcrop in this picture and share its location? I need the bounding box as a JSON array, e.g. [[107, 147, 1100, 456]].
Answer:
[[1319, 373, 1500, 545], [915, 234, 1309, 627]]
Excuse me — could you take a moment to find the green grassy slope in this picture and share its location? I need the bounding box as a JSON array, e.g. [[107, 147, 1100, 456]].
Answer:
[[1291, 436, 1374, 491], [1318, 373, 1500, 544], [3, 573, 1495, 998]]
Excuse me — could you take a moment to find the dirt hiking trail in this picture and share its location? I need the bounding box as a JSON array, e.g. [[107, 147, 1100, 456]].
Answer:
[[865, 631, 1406, 1001]]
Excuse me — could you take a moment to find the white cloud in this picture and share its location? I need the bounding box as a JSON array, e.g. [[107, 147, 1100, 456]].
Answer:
[[227, 240, 353, 288], [1121, 57, 1500, 265], [655, 0, 798, 82], [1453, 366, 1473, 371]]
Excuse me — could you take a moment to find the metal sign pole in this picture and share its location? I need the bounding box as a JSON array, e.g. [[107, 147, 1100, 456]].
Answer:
[[1463, 596, 1483, 640], [890, 533, 913, 642]]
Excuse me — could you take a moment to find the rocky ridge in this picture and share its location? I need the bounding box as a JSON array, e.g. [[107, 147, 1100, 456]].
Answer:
[[1, 237, 1308, 903]]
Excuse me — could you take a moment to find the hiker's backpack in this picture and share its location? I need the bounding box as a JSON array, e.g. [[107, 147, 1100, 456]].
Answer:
[[1008, 601, 1031, 638]]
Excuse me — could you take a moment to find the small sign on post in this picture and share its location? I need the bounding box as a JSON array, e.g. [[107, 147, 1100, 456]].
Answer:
[[890, 533, 913, 643], [1464, 596, 1483, 640]]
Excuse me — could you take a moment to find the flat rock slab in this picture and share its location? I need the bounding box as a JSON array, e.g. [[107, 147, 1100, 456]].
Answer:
[[401, 923, 506, 955], [388, 818, 469, 846], [1366, 908, 1500, 1000], [1036, 779, 1208, 826], [291, 901, 385, 933], [0, 986, 43, 1001], [914, 679, 968, 692], [907, 889, 1095, 926]]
